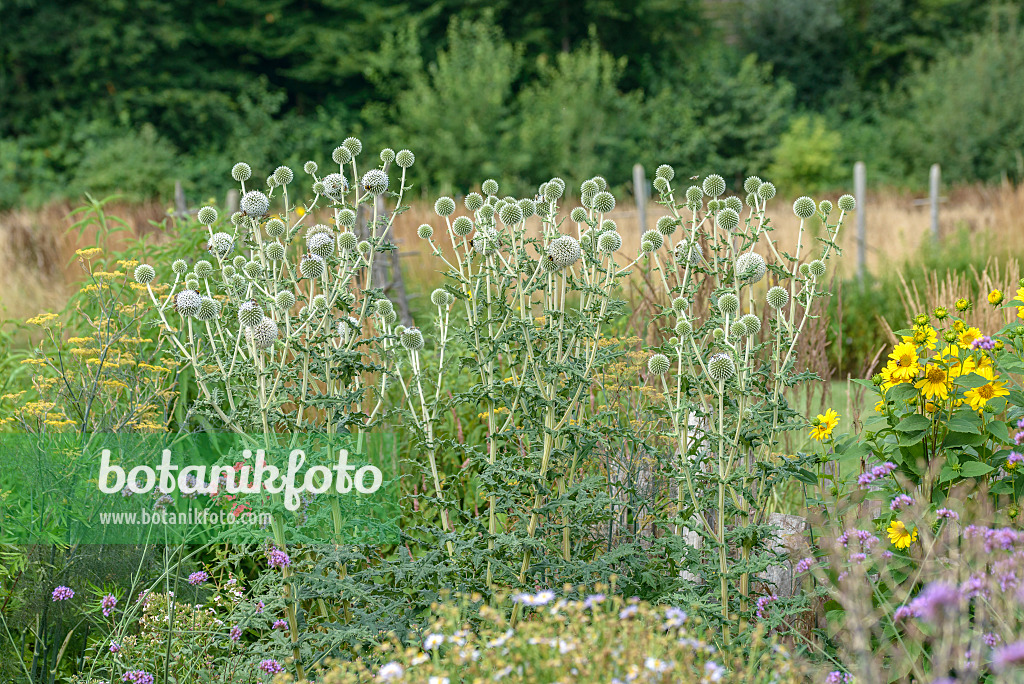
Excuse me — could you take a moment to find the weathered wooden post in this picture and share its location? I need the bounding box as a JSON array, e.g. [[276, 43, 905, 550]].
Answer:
[[854, 161, 866, 278], [174, 181, 188, 218], [929, 163, 941, 242], [225, 189, 239, 214], [633, 163, 647, 234]]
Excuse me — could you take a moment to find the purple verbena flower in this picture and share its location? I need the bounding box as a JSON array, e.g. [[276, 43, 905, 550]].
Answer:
[[188, 571, 208, 586], [272, 619, 288, 630], [909, 582, 960, 623], [267, 549, 291, 569], [259, 659, 284, 675], [101, 593, 117, 617], [795, 557, 814, 574], [993, 641, 1024, 672], [936, 508, 959, 521], [122, 671, 154, 684], [51, 586, 74, 602], [890, 494, 914, 511], [229, 624, 242, 641]]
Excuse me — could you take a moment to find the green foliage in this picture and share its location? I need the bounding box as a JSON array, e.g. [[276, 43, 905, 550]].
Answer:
[[766, 115, 845, 193]]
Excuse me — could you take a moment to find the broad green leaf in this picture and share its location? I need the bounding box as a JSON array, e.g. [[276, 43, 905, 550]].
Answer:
[[958, 461, 995, 478]]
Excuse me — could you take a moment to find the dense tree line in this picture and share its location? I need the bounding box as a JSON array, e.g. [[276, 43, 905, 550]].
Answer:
[[0, 0, 1019, 207]]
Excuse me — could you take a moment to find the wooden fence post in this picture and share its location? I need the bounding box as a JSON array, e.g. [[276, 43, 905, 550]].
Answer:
[[854, 162, 866, 278], [929, 163, 941, 242], [633, 163, 647, 234]]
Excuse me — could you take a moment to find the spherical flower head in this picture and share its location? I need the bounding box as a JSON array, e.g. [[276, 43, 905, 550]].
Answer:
[[168, 259, 187, 277], [307, 231, 335, 258], [319, 173, 348, 201], [333, 231, 355, 253], [434, 196, 456, 217], [767, 285, 789, 310], [478, 204, 495, 221], [729, 320, 747, 338], [717, 292, 739, 315], [266, 174, 278, 188], [189, 260, 212, 280], [518, 198, 536, 219], [546, 235, 582, 270], [401, 327, 425, 351], [243, 260, 263, 278], [308, 294, 328, 315], [52, 586, 74, 601], [641, 229, 664, 251], [175, 290, 202, 317], [655, 215, 677, 237], [361, 169, 388, 196], [197, 297, 221, 321], [373, 148, 394, 166], [197, 206, 218, 226], [499, 202, 524, 226], [394, 148, 415, 168], [597, 231, 622, 254], [408, 223, 431, 241], [301, 160, 318, 175], [431, 288, 453, 307], [263, 241, 284, 262], [184, 275, 200, 290], [672, 296, 688, 313], [357, 240, 372, 257], [735, 252, 767, 283], [648, 353, 670, 375], [674, 318, 692, 337], [375, 299, 395, 317], [568, 207, 587, 224], [231, 162, 252, 182], [338, 136, 361, 157], [757, 181, 776, 201], [640, 240, 654, 253], [745, 192, 758, 208], [819, 199, 833, 216], [707, 353, 736, 381], [838, 194, 856, 212], [246, 317, 278, 349], [807, 259, 826, 278], [238, 300, 264, 327], [741, 313, 761, 336], [437, 217, 468, 241], [274, 291, 296, 311], [543, 179, 564, 202], [702, 174, 726, 198], [332, 145, 352, 165], [474, 178, 496, 196], [592, 191, 615, 214], [685, 185, 703, 205], [743, 176, 762, 194], [724, 196, 743, 213], [675, 239, 702, 265], [240, 190, 270, 217], [134, 264, 156, 284], [717, 207, 740, 231], [955, 298, 971, 312], [300, 254, 325, 279], [273, 165, 294, 185], [793, 196, 816, 219]]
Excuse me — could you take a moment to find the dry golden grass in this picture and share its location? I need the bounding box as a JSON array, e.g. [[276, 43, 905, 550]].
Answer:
[[3, 183, 1024, 331]]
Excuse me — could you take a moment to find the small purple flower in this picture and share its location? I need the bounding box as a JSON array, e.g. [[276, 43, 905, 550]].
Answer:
[[936, 508, 959, 521], [755, 593, 777, 619], [909, 582, 959, 623], [890, 494, 914, 511], [795, 557, 814, 574], [1008, 452, 1024, 471], [1014, 430, 1024, 445], [101, 593, 117, 617], [971, 335, 995, 351], [993, 641, 1024, 672], [51, 586, 74, 602], [255, 600, 264, 614], [850, 552, 867, 563], [267, 549, 291, 569], [985, 632, 1003, 647], [188, 571, 208, 586], [272, 619, 288, 630], [893, 605, 915, 621], [229, 624, 242, 641], [122, 671, 154, 684], [109, 641, 121, 653], [259, 659, 284, 675], [582, 593, 605, 609], [871, 462, 897, 478], [825, 672, 852, 684]]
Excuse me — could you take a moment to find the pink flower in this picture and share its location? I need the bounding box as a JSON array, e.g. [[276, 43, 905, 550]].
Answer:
[[267, 549, 291, 569], [936, 508, 959, 521], [188, 571, 208, 586], [229, 624, 242, 641], [101, 593, 117, 617], [259, 659, 284, 675], [51, 586, 74, 602]]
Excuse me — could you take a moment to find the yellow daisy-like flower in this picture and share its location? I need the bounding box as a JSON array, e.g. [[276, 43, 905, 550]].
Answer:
[[810, 408, 839, 441], [1016, 286, 1024, 320], [989, 289, 1004, 305], [915, 363, 950, 401], [902, 325, 937, 350], [963, 366, 1009, 411], [958, 327, 982, 349], [955, 298, 971, 312], [887, 520, 918, 549], [888, 342, 920, 382]]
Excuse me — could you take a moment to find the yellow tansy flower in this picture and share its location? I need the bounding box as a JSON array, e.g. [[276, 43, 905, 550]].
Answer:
[[887, 520, 918, 549]]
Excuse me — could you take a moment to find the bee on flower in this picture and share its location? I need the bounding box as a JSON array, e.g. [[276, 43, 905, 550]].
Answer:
[[887, 341, 921, 382]]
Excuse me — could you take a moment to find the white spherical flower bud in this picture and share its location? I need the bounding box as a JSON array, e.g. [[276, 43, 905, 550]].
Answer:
[[592, 176, 608, 191], [730, 320, 747, 338], [717, 292, 740, 315], [713, 327, 725, 340], [231, 162, 252, 182], [170, 260, 187, 275], [228, 273, 247, 295], [434, 196, 456, 217], [793, 196, 816, 219], [417, 224, 434, 239], [357, 240, 371, 255], [648, 353, 670, 375], [431, 288, 453, 307], [580, 179, 599, 197], [464, 192, 484, 212], [134, 264, 156, 284], [222, 264, 236, 278], [799, 263, 811, 277], [707, 353, 736, 382], [360, 169, 388, 196], [655, 164, 675, 181], [303, 160, 317, 175], [175, 290, 202, 317], [745, 192, 758, 208], [744, 176, 762, 194], [337, 208, 356, 227], [401, 327, 425, 351], [481, 179, 499, 196], [674, 319, 693, 337], [184, 276, 199, 290], [240, 190, 270, 217], [247, 317, 278, 349], [766, 285, 789, 310], [672, 296, 688, 313], [741, 313, 761, 336], [478, 204, 495, 221], [838, 194, 856, 212], [342, 137, 362, 156], [193, 260, 213, 279], [238, 299, 264, 327], [717, 207, 740, 231], [332, 146, 352, 165], [499, 202, 523, 226], [641, 240, 654, 253], [379, 148, 395, 164], [702, 174, 726, 198], [641, 229, 664, 251], [543, 180, 564, 202], [735, 252, 767, 284], [656, 216, 677, 236], [675, 240, 702, 265], [307, 231, 335, 258], [266, 174, 277, 188], [338, 232, 357, 251], [592, 191, 615, 214], [196, 296, 219, 321], [518, 198, 536, 219], [310, 294, 328, 314], [273, 166, 293, 185], [262, 220, 285, 240], [685, 186, 703, 204], [243, 260, 263, 278], [452, 216, 473, 236], [275, 291, 296, 310], [570, 207, 588, 223], [757, 182, 776, 201], [819, 199, 833, 216], [375, 298, 395, 315], [809, 259, 826, 277], [725, 196, 743, 213], [597, 231, 622, 254], [322, 173, 349, 200], [546, 235, 582, 270], [232, 255, 247, 270], [652, 177, 670, 195], [300, 254, 325, 279], [197, 206, 218, 226], [395, 149, 415, 168]]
